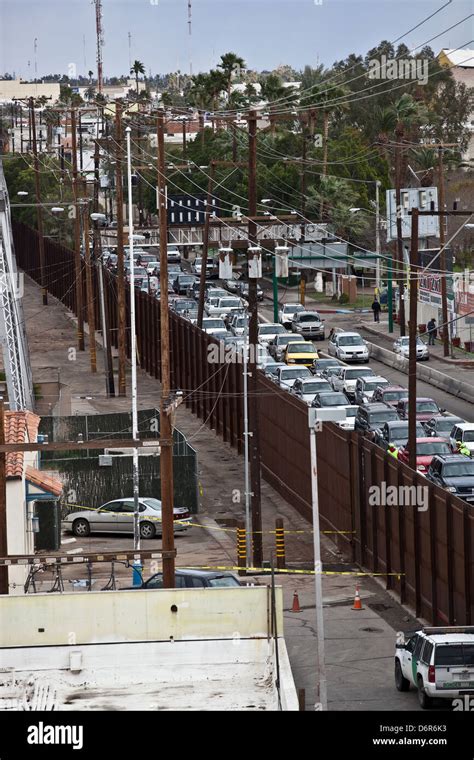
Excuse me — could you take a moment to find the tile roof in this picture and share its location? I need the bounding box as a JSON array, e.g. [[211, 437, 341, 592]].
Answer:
[[25, 466, 63, 497], [4, 411, 41, 479]]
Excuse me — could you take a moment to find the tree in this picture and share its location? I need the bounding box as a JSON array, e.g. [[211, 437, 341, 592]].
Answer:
[[218, 52, 246, 100], [85, 86, 96, 103], [306, 176, 370, 238], [88, 70, 94, 83], [130, 60, 146, 100]]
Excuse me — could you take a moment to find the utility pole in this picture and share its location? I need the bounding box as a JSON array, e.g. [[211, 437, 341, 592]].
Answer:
[[247, 109, 263, 568], [157, 110, 175, 588], [82, 179, 97, 373], [438, 146, 449, 357], [70, 108, 85, 351], [29, 98, 47, 306], [115, 101, 127, 396], [395, 143, 406, 336], [375, 180, 381, 291], [197, 161, 216, 328], [0, 399, 7, 595], [182, 118, 187, 159], [408, 208, 418, 471]]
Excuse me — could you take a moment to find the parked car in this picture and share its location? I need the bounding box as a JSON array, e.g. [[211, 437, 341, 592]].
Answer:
[[372, 384, 408, 408], [426, 454, 474, 502], [423, 415, 465, 440], [290, 311, 325, 340], [374, 420, 426, 450], [395, 625, 474, 709], [291, 377, 333, 404], [354, 376, 389, 405], [268, 334, 301, 362], [284, 341, 318, 368], [63, 498, 192, 540], [449, 422, 474, 455], [205, 296, 246, 318], [354, 403, 399, 439], [327, 331, 369, 363], [311, 391, 351, 409], [331, 366, 375, 399], [258, 323, 288, 346], [173, 274, 198, 295], [278, 302, 306, 327], [263, 362, 287, 380], [229, 314, 249, 337], [393, 336, 429, 361], [396, 397, 443, 422], [275, 365, 312, 390], [129, 568, 241, 590], [313, 358, 344, 376], [167, 245, 181, 263], [201, 318, 228, 336], [398, 438, 453, 473], [191, 256, 215, 278], [238, 281, 264, 301]]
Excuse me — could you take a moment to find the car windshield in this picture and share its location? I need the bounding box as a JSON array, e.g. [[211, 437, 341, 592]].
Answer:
[[370, 411, 399, 423], [284, 304, 303, 313], [339, 336, 363, 346], [301, 382, 331, 393], [143, 498, 162, 511], [345, 407, 358, 417], [204, 320, 224, 329], [282, 368, 310, 379], [436, 418, 462, 432], [234, 317, 248, 327], [416, 402, 439, 413], [435, 645, 474, 666], [178, 276, 194, 283], [384, 390, 407, 401], [346, 369, 374, 379], [288, 344, 317, 354], [319, 393, 347, 406], [175, 301, 195, 311], [443, 463, 474, 477], [324, 367, 341, 376], [220, 299, 240, 307], [315, 360, 338, 369], [463, 431, 474, 442], [298, 313, 320, 322], [207, 576, 240, 588], [417, 442, 451, 456], [363, 380, 387, 391], [265, 365, 281, 376], [260, 324, 285, 335]]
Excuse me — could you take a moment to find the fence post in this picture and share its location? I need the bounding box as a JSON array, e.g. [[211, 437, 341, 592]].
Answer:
[[237, 521, 247, 576], [275, 517, 286, 570]]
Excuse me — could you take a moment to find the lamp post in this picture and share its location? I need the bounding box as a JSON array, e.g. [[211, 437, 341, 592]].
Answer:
[[125, 126, 141, 552]]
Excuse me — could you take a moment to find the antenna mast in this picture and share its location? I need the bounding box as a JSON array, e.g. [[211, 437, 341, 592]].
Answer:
[[94, 0, 104, 93]]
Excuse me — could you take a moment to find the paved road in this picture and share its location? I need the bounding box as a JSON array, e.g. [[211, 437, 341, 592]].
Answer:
[[258, 299, 474, 422]]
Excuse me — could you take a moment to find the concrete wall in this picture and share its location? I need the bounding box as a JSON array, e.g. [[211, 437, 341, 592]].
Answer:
[[6, 452, 36, 595], [0, 80, 60, 102], [0, 586, 282, 647]]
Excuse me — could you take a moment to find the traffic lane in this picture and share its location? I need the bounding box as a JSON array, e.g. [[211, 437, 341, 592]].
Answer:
[[258, 303, 474, 421]]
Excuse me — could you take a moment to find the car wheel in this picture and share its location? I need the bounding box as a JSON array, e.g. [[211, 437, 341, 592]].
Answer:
[[395, 659, 410, 692], [140, 521, 156, 539], [72, 518, 90, 537], [417, 677, 433, 709]]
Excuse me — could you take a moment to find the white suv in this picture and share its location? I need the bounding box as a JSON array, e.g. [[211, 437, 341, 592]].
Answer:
[[327, 331, 369, 363], [449, 423, 474, 455], [395, 626, 474, 708]]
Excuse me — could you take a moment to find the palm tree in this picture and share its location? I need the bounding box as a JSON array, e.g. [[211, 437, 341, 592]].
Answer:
[[88, 70, 94, 83], [259, 73, 296, 135], [188, 73, 213, 144], [130, 60, 146, 100], [411, 147, 437, 187], [85, 86, 96, 103], [218, 52, 246, 101]]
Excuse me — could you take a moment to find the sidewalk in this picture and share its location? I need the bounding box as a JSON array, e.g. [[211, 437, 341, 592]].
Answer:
[[15, 273, 422, 711]]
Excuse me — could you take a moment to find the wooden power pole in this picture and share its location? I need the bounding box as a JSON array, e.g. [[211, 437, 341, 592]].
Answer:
[[82, 179, 97, 373], [70, 108, 85, 351], [247, 109, 263, 567], [438, 146, 449, 357], [157, 110, 175, 588], [408, 208, 419, 471], [29, 98, 47, 306], [115, 101, 127, 396]]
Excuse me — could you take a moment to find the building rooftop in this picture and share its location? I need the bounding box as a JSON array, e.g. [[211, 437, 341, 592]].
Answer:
[[438, 49, 474, 68], [4, 410, 40, 478]]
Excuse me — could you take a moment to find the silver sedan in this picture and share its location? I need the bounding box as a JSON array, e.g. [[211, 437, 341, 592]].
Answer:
[[63, 497, 192, 540]]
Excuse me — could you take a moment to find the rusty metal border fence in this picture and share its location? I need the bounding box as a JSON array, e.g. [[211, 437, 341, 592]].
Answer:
[[14, 222, 474, 625]]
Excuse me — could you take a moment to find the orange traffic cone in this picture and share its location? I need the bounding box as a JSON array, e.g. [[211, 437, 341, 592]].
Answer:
[[352, 584, 363, 610], [291, 590, 301, 613]]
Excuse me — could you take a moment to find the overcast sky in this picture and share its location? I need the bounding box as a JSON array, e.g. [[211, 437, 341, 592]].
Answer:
[[1, 0, 472, 79]]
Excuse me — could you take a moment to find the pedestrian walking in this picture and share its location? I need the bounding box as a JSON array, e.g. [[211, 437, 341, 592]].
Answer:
[[427, 318, 437, 346], [371, 298, 381, 323]]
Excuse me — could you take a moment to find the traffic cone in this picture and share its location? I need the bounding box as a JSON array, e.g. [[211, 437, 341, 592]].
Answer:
[[352, 584, 363, 610], [291, 590, 301, 613]]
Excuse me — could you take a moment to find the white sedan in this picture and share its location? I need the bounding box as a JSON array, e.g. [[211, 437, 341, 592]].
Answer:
[[393, 336, 429, 360], [258, 323, 288, 346], [63, 498, 192, 540]]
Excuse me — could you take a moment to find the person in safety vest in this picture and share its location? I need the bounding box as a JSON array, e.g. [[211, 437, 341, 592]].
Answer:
[[388, 443, 399, 458], [456, 440, 471, 457]]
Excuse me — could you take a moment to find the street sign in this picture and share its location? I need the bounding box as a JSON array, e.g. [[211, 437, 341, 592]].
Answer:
[[386, 187, 439, 241]]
